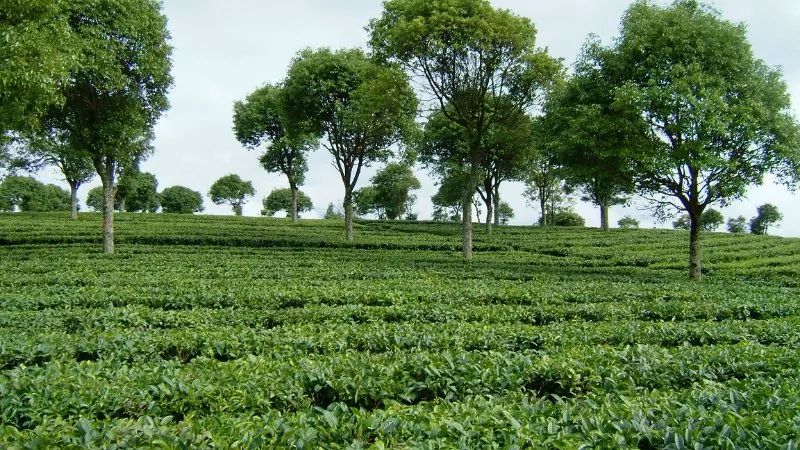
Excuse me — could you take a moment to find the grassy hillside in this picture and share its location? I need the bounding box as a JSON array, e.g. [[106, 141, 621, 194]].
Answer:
[[1, 213, 799, 447]]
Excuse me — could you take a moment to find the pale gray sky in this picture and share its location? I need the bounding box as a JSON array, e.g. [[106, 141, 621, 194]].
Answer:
[[43, 1, 800, 235]]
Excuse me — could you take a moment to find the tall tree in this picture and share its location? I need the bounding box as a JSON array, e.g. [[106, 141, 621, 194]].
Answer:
[[523, 121, 568, 228], [353, 186, 384, 219], [544, 47, 644, 231], [283, 48, 417, 241], [431, 174, 468, 222], [589, 0, 800, 279], [419, 106, 533, 233], [56, 0, 173, 254], [233, 84, 317, 224], [20, 128, 95, 219], [370, 0, 561, 257], [209, 174, 255, 216]]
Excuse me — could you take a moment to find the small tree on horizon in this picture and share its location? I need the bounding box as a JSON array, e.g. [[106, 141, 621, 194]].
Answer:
[[726, 216, 747, 233], [209, 174, 255, 216], [749, 204, 782, 235], [261, 188, 313, 218], [160, 186, 204, 214]]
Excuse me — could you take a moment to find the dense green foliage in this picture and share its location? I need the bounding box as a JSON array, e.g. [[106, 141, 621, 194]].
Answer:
[[618, 216, 640, 230], [579, 0, 800, 279], [673, 208, 726, 232], [0, 0, 75, 135], [370, 0, 561, 256], [727, 216, 747, 234], [116, 171, 160, 213], [283, 48, 417, 241], [750, 204, 783, 235], [356, 163, 420, 220], [209, 174, 255, 216], [233, 83, 317, 223], [160, 186, 204, 214], [262, 188, 313, 218], [0, 176, 70, 212], [1, 213, 799, 447]]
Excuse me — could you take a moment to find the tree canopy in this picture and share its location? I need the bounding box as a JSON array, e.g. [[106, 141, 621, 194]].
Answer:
[[160, 186, 204, 214], [283, 47, 417, 240], [0, 176, 70, 212], [581, 0, 800, 279], [233, 83, 317, 223], [261, 188, 313, 218], [749, 204, 782, 235], [209, 174, 255, 216], [45, 0, 173, 253], [370, 0, 562, 256]]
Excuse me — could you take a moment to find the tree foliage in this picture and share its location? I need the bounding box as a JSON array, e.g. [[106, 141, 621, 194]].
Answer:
[[673, 208, 724, 232], [160, 186, 204, 214], [233, 84, 317, 223], [370, 0, 562, 257], [45, 0, 173, 253], [497, 201, 514, 225], [583, 0, 800, 279], [0, 0, 75, 135], [116, 171, 160, 213], [283, 48, 417, 240], [0, 176, 70, 212], [539, 209, 585, 227], [17, 127, 95, 219], [261, 188, 313, 218], [367, 163, 421, 220], [749, 204, 782, 235], [618, 216, 640, 229], [323, 203, 344, 220], [209, 174, 255, 216], [543, 51, 644, 231], [726, 216, 747, 234]]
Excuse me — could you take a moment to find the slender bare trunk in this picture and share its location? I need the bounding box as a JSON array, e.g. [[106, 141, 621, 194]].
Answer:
[[540, 197, 547, 227], [493, 185, 500, 227], [689, 214, 702, 281], [600, 201, 609, 231], [290, 186, 299, 224], [69, 181, 79, 220], [462, 187, 473, 259], [484, 185, 493, 235], [102, 171, 115, 255], [344, 188, 353, 241]]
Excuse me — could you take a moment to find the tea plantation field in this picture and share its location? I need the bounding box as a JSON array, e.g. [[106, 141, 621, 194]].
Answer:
[[1, 213, 800, 448]]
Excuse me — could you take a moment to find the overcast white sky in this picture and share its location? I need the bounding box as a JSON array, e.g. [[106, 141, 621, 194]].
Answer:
[[43, 0, 800, 235]]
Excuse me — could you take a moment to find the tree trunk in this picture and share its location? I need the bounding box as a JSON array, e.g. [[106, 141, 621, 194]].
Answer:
[[493, 185, 500, 227], [600, 201, 609, 231], [462, 187, 473, 259], [689, 214, 702, 281], [290, 186, 299, 224], [484, 186, 493, 235], [233, 204, 243, 216], [69, 181, 79, 220], [540, 197, 547, 227], [344, 187, 354, 241], [102, 173, 115, 255], [118, 197, 126, 213]]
